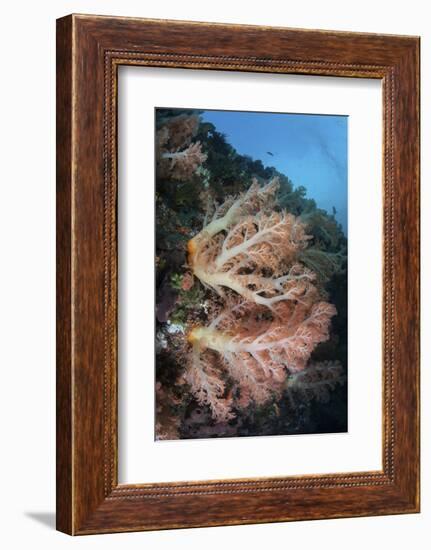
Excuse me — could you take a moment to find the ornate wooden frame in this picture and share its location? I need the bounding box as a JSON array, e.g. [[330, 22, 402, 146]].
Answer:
[[56, 14, 420, 534]]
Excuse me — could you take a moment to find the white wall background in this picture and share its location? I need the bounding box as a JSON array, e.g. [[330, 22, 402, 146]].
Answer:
[[0, 0, 427, 548]]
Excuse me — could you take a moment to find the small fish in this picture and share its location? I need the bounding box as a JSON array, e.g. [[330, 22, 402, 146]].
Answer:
[[266, 151, 274, 156]]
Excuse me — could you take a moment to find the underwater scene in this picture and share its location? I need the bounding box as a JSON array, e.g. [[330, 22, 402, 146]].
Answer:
[[155, 107, 348, 440]]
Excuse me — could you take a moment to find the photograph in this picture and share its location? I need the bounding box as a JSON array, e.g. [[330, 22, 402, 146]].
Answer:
[[0, 0, 424, 544], [155, 107, 348, 440]]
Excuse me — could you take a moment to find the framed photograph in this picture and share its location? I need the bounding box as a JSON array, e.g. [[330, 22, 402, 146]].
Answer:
[[56, 14, 420, 534]]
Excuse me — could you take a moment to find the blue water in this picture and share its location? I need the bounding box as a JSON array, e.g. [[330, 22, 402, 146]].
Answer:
[[201, 110, 348, 234]]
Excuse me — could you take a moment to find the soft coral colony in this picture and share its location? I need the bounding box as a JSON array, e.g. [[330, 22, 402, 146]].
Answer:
[[156, 113, 207, 181], [155, 110, 346, 440], [186, 179, 337, 423]]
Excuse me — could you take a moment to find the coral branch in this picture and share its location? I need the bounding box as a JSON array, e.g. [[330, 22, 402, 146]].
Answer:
[[188, 178, 279, 256], [189, 208, 314, 308], [184, 347, 235, 422]]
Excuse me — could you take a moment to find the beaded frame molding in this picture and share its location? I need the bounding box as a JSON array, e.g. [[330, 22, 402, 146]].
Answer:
[[56, 14, 420, 535]]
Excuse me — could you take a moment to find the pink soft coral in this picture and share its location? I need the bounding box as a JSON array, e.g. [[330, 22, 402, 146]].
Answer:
[[189, 210, 314, 308], [184, 351, 235, 422], [183, 178, 338, 423], [156, 114, 207, 181], [185, 298, 336, 417], [188, 178, 279, 255]]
